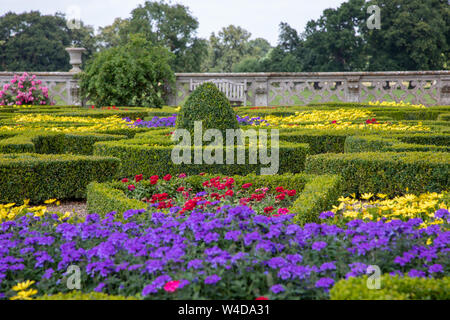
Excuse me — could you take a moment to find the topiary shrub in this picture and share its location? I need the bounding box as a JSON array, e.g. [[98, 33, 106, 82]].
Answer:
[[175, 82, 240, 135]]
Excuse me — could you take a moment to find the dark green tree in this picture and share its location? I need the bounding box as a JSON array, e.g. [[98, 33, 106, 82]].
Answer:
[[124, 0, 208, 72], [80, 35, 174, 108], [363, 0, 449, 70], [0, 11, 96, 71]]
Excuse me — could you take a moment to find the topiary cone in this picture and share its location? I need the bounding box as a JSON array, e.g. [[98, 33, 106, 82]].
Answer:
[[176, 82, 240, 135]]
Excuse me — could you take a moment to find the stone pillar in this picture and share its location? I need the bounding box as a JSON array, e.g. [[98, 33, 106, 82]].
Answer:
[[254, 77, 269, 106], [65, 48, 86, 106], [346, 76, 361, 103], [440, 77, 450, 106]]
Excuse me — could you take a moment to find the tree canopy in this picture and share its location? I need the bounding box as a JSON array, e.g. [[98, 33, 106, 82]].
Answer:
[[0, 11, 95, 71]]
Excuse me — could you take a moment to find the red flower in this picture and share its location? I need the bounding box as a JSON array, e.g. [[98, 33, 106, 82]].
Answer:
[[128, 185, 135, 191], [199, 172, 206, 176], [255, 297, 269, 300], [91, 105, 95, 109], [275, 187, 284, 193], [164, 280, 180, 293], [242, 183, 253, 189], [135, 174, 143, 182], [177, 187, 185, 192], [150, 175, 159, 185], [225, 190, 234, 197], [331, 120, 337, 124], [275, 193, 286, 201], [287, 190, 297, 197], [278, 208, 290, 215], [121, 178, 129, 183], [264, 206, 274, 214], [163, 174, 172, 181]]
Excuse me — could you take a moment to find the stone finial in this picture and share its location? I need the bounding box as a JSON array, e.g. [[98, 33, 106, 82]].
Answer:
[[65, 47, 86, 73]]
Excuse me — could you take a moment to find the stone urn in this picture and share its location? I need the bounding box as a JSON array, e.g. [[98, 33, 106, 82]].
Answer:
[[65, 47, 86, 73]]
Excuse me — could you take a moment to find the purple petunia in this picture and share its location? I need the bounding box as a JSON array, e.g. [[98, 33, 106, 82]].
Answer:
[[270, 284, 285, 294], [315, 277, 335, 289], [319, 211, 334, 220], [204, 275, 221, 285], [312, 241, 327, 251]]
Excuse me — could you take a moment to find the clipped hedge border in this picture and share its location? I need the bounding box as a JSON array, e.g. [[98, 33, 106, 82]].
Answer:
[[330, 275, 450, 300], [0, 131, 127, 155], [93, 138, 310, 177], [437, 113, 450, 121], [344, 135, 450, 153], [291, 174, 343, 225], [305, 151, 450, 196], [87, 173, 342, 224], [86, 182, 147, 217], [36, 291, 138, 300], [0, 153, 120, 203]]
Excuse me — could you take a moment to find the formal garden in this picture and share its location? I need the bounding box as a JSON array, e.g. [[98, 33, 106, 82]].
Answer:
[[0, 0, 449, 302], [0, 69, 449, 301]]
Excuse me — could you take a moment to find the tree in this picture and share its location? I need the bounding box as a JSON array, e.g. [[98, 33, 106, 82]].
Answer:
[[301, 0, 367, 71], [80, 35, 174, 108], [206, 25, 254, 72], [96, 18, 130, 49], [261, 0, 449, 72], [124, 0, 208, 72], [363, 0, 449, 71], [0, 11, 96, 72]]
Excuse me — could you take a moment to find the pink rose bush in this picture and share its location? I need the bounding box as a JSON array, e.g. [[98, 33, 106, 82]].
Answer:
[[0, 73, 53, 106]]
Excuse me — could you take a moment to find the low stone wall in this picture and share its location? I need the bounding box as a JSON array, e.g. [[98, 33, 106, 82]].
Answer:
[[1, 70, 449, 107], [174, 71, 450, 107]]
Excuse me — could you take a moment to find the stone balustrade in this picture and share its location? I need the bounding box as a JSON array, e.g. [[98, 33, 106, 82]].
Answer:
[[174, 71, 450, 107], [1, 48, 449, 107]]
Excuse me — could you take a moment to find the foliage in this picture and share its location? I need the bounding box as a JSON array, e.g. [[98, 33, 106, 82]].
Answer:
[[0, 73, 52, 106], [305, 151, 450, 196], [176, 82, 239, 135], [0, 11, 95, 72], [36, 291, 139, 300], [330, 275, 450, 300], [0, 153, 120, 203], [80, 35, 174, 108], [123, 0, 208, 73]]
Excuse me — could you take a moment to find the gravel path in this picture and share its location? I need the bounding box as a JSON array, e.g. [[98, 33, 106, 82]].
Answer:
[[46, 201, 88, 217]]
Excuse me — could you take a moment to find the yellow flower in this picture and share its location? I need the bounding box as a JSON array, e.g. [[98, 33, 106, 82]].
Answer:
[[44, 199, 57, 204], [361, 193, 374, 200], [12, 280, 35, 291], [377, 193, 387, 199], [10, 289, 38, 300]]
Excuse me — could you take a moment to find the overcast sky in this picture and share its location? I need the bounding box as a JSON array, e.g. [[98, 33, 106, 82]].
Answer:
[[1, 0, 347, 45]]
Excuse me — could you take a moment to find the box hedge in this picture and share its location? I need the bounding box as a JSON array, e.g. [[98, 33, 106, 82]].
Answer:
[[36, 291, 139, 300], [0, 153, 120, 203], [93, 138, 310, 177], [0, 132, 127, 155], [330, 275, 450, 300], [305, 151, 450, 196]]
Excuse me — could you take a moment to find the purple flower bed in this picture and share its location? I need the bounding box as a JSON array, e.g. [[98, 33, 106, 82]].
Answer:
[[0, 205, 448, 300], [123, 115, 177, 128], [124, 115, 268, 128]]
